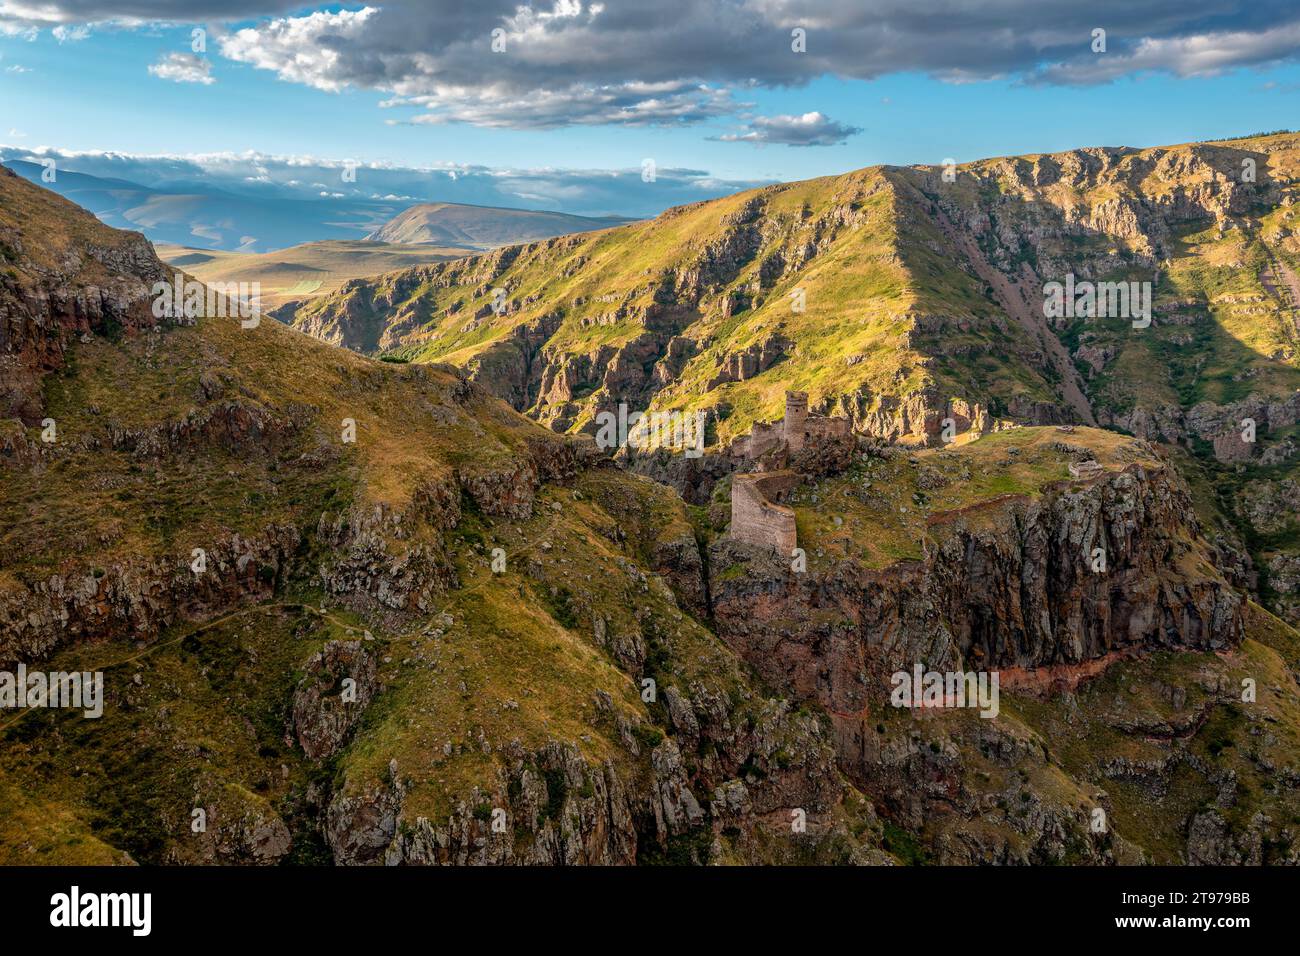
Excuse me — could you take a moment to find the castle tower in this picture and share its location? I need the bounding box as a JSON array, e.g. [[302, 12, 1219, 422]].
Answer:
[[784, 390, 809, 451]]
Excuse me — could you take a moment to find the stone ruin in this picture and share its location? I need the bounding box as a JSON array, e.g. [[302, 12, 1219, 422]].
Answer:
[[730, 390, 852, 462], [730, 471, 799, 554], [728, 391, 852, 553], [1068, 459, 1104, 479]]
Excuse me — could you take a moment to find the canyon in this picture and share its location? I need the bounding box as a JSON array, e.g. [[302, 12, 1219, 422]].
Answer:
[[2, 135, 1299, 866]]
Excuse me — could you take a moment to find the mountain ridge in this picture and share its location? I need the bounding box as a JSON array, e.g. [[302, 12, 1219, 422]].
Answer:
[[277, 131, 1300, 631], [4, 149, 1300, 867], [365, 200, 633, 248]]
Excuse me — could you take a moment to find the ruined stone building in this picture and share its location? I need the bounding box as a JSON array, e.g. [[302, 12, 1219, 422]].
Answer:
[[728, 391, 853, 553], [729, 471, 798, 554], [731, 390, 852, 461]]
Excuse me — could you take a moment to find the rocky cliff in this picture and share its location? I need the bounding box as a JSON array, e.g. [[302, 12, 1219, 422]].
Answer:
[[3, 148, 1298, 867], [277, 132, 1300, 630], [684, 427, 1296, 862]]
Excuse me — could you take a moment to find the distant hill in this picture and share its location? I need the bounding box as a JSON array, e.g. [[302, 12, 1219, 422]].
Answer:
[[6, 152, 1300, 869], [3, 161, 627, 255], [3, 160, 399, 252], [366, 201, 630, 248], [155, 239, 476, 309]]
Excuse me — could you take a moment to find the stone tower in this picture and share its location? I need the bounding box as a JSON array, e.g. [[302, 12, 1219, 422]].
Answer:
[[784, 390, 809, 451]]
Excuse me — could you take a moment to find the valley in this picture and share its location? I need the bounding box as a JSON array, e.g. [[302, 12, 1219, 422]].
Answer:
[[156, 240, 477, 309], [2, 130, 1299, 867]]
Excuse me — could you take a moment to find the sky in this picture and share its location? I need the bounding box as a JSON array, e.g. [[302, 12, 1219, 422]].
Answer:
[[1, 1, 1298, 219]]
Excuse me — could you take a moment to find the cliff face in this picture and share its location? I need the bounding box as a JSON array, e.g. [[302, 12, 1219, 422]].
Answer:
[[279, 169, 1055, 449], [0, 165, 167, 424], [891, 136, 1300, 628], [709, 458, 1240, 709], [275, 134, 1295, 444], [680, 430, 1298, 863]]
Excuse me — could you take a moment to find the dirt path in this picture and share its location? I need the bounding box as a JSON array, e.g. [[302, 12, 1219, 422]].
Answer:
[[933, 208, 1097, 425], [1261, 244, 1300, 310]]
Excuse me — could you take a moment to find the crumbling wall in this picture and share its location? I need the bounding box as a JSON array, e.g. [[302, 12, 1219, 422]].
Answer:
[[730, 471, 798, 554], [733, 420, 783, 460], [806, 416, 851, 441]]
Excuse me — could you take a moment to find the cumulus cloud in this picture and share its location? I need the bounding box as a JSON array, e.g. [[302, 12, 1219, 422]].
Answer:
[[714, 111, 861, 147], [7, 1, 1300, 128], [218, 6, 374, 93], [1034, 20, 1300, 84], [51, 23, 90, 41], [0, 1, 296, 28], [211, 0, 1300, 129], [148, 52, 213, 84]]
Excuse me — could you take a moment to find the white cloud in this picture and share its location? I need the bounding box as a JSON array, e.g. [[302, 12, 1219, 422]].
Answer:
[[0, 143, 767, 220], [714, 111, 861, 147], [52, 23, 89, 42], [147, 52, 213, 85], [218, 7, 376, 93], [1036, 20, 1300, 84], [201, 0, 1300, 129], [7, 1, 1300, 130]]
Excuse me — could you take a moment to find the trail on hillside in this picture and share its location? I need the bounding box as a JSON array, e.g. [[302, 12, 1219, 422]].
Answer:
[[1261, 243, 1300, 320], [933, 207, 1097, 425]]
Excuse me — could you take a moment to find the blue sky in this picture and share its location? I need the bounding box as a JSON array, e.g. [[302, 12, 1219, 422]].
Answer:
[[2, 2, 1298, 218]]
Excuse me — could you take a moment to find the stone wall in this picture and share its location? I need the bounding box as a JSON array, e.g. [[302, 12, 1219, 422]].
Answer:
[[805, 415, 852, 441], [730, 471, 798, 554], [729, 391, 850, 461], [735, 420, 784, 460]]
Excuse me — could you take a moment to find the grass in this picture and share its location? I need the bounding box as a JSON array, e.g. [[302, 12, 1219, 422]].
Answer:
[[776, 425, 1157, 571], [156, 240, 476, 309]]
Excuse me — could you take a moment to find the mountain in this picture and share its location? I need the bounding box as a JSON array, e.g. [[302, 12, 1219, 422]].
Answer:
[[0, 162, 884, 865], [279, 131, 1300, 633], [3, 162, 1299, 866], [155, 240, 478, 309], [3, 160, 400, 252], [365, 201, 631, 248], [3, 162, 625, 256]]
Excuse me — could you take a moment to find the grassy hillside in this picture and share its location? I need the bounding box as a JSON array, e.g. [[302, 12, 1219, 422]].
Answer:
[[0, 167, 882, 865], [367, 201, 630, 248], [286, 167, 1061, 444], [278, 132, 1300, 631], [156, 240, 476, 309]]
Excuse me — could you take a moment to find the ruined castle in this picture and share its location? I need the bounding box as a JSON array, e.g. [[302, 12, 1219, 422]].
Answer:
[[731, 390, 852, 461], [728, 391, 851, 554], [730, 471, 799, 554]]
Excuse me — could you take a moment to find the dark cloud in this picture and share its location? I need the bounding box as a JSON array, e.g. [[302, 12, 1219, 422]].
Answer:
[[713, 111, 861, 146], [7, 2, 1300, 126]]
